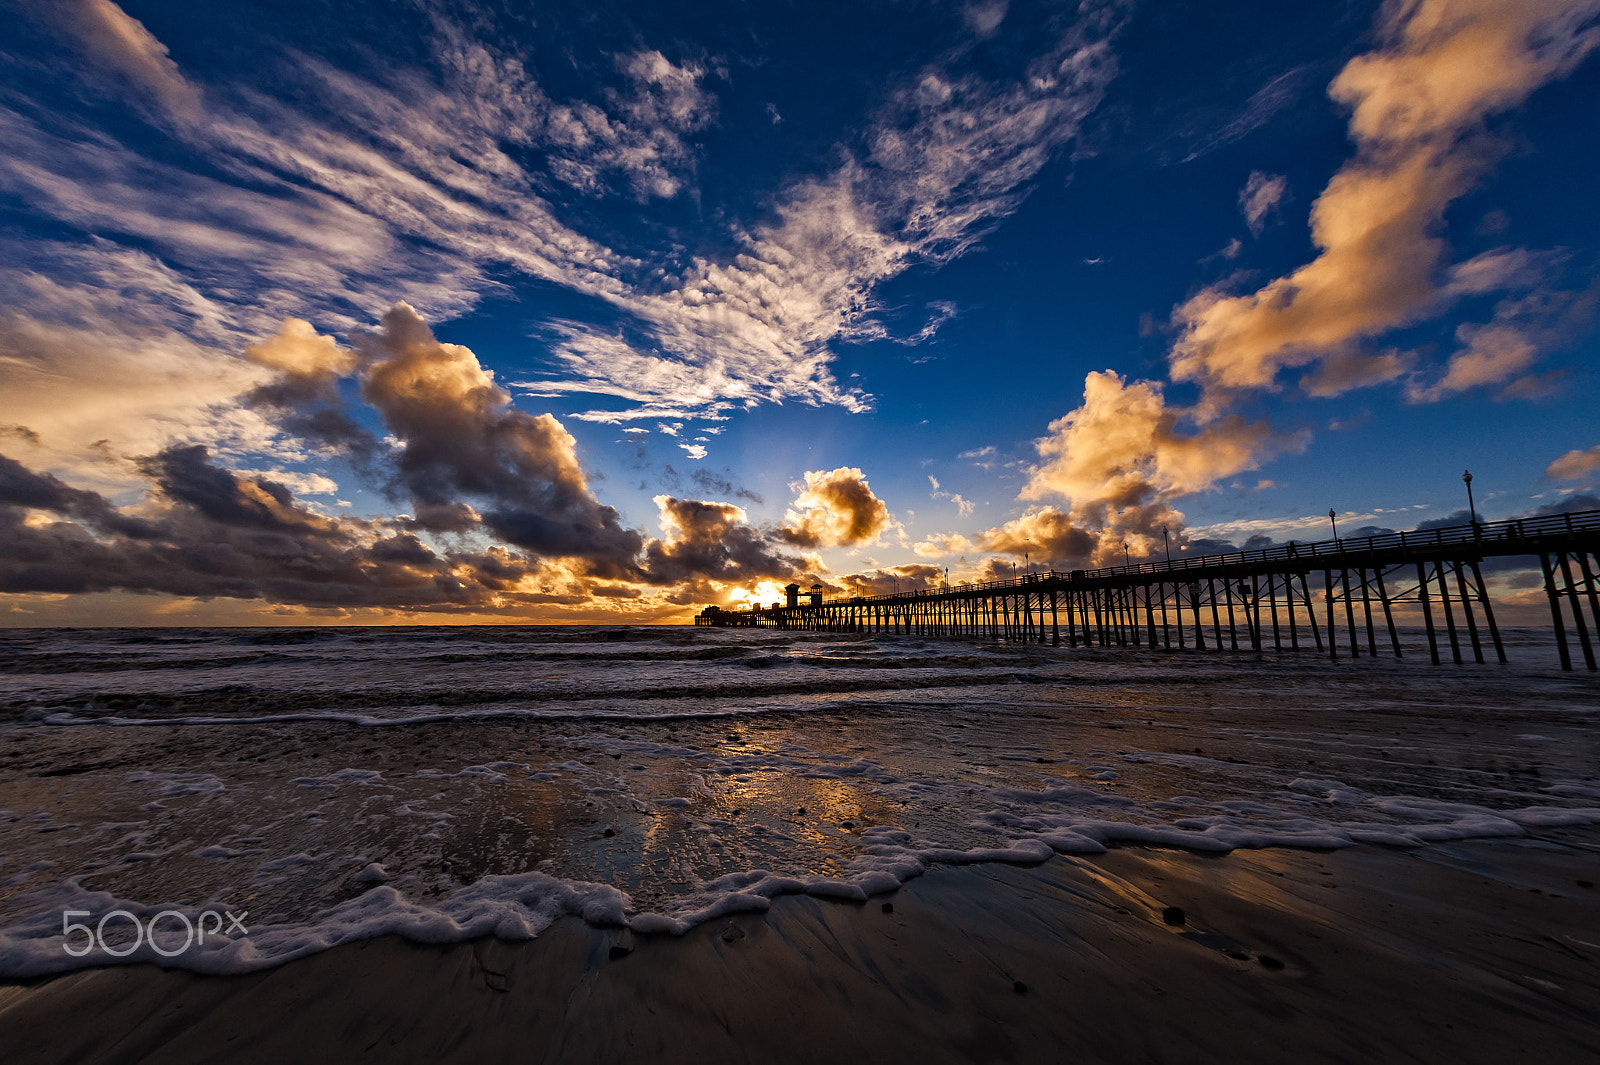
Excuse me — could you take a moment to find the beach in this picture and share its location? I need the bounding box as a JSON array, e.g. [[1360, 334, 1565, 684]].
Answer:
[[2, 625, 1598, 1061], [4, 832, 1599, 1064]]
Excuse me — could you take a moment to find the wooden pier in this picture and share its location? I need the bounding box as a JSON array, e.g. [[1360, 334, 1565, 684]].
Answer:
[[696, 510, 1600, 671]]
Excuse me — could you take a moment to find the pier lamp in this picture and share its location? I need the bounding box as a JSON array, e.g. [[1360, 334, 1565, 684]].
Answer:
[[1122, 541, 1130, 568], [1328, 508, 1339, 541], [1463, 469, 1478, 524], [1161, 525, 1171, 563]]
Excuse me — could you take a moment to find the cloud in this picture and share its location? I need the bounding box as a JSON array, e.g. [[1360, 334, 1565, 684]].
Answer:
[[897, 301, 960, 346], [913, 531, 977, 558], [531, 8, 1124, 420], [242, 319, 378, 462], [640, 496, 807, 587], [353, 303, 642, 568], [832, 564, 943, 596], [1170, 0, 1600, 400], [0, 273, 277, 490], [979, 508, 1098, 562], [541, 49, 717, 201], [964, 0, 1010, 38], [678, 443, 708, 460], [1547, 445, 1600, 480], [1027, 370, 1294, 505], [1239, 171, 1288, 235], [1182, 67, 1309, 162], [3, 3, 1127, 436], [927, 474, 974, 515], [1405, 283, 1595, 401], [0, 446, 574, 611], [27, 0, 203, 122], [778, 466, 895, 548], [1017, 370, 1305, 564]]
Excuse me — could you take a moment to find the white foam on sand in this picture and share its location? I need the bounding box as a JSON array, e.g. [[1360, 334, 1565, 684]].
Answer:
[[2, 771, 1597, 978]]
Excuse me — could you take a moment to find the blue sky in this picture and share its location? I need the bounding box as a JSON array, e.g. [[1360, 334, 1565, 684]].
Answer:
[[2, 0, 1598, 623]]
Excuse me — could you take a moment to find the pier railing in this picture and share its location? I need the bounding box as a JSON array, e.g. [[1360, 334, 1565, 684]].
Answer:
[[831, 509, 1600, 607], [696, 510, 1600, 671]]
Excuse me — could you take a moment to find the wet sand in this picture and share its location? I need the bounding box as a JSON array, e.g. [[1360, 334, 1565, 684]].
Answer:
[[5, 829, 1598, 1065]]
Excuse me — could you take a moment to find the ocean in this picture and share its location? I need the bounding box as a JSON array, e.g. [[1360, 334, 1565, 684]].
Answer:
[[2, 624, 1597, 977]]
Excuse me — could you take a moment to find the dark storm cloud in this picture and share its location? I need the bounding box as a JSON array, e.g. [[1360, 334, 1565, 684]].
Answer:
[[0, 447, 563, 610], [642, 496, 808, 586], [243, 319, 380, 464], [833, 564, 943, 596], [351, 303, 644, 569]]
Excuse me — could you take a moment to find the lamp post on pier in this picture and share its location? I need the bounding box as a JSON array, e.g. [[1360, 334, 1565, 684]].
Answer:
[[1328, 508, 1340, 542], [1463, 469, 1478, 525], [1161, 525, 1171, 563], [1122, 541, 1130, 568]]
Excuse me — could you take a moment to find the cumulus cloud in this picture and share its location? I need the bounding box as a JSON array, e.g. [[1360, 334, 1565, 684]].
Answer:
[[913, 531, 977, 558], [1239, 171, 1287, 236], [641, 496, 807, 587], [1547, 445, 1600, 480], [352, 303, 642, 568], [1170, 0, 1600, 400], [1015, 371, 1305, 565], [778, 467, 895, 548], [242, 319, 377, 462], [832, 564, 943, 597], [1027, 371, 1294, 505], [979, 508, 1098, 562]]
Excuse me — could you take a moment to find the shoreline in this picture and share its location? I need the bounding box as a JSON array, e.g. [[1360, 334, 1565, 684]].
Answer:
[[5, 831, 1599, 1064]]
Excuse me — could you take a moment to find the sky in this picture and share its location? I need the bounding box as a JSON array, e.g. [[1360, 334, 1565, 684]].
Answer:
[[2, 0, 1599, 626]]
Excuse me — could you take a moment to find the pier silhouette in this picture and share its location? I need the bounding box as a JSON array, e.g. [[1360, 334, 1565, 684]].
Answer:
[[698, 510, 1600, 671]]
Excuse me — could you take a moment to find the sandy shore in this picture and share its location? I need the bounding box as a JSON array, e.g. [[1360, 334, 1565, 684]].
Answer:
[[4, 829, 1598, 1064]]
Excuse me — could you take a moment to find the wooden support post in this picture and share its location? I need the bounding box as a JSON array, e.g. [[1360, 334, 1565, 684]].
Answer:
[[1146, 582, 1158, 647], [1436, 562, 1463, 664], [1300, 573, 1322, 652], [1325, 570, 1338, 661], [1575, 552, 1600, 646], [1269, 573, 1282, 651], [1223, 578, 1239, 650], [1192, 584, 1207, 650], [1557, 552, 1596, 671], [1359, 569, 1378, 656], [1541, 552, 1573, 671], [1249, 574, 1263, 652], [1051, 587, 1060, 646], [1374, 566, 1402, 658], [1468, 561, 1505, 664], [1452, 562, 1485, 664], [1341, 568, 1360, 658], [1285, 571, 1300, 650], [1207, 580, 1223, 649], [1416, 562, 1440, 665]]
